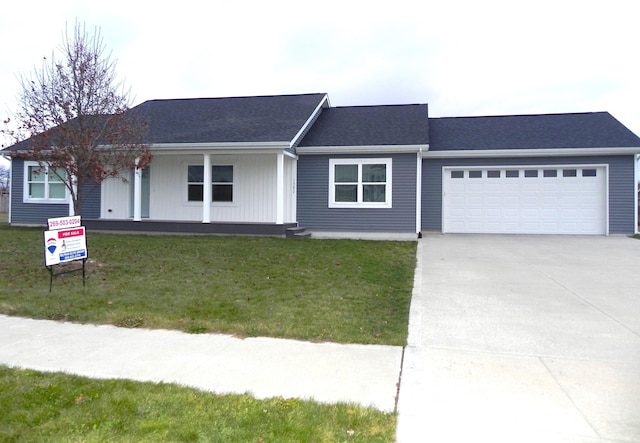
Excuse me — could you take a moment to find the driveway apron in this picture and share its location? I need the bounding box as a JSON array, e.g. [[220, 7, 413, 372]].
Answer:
[[396, 234, 640, 443]]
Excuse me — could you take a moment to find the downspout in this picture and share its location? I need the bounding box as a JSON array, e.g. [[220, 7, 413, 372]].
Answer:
[[416, 146, 424, 238]]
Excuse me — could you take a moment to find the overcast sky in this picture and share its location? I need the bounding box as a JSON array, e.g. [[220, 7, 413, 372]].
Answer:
[[1, 0, 639, 165]]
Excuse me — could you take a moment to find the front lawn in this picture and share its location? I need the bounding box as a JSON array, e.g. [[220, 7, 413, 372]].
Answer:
[[0, 365, 396, 442], [0, 223, 416, 345]]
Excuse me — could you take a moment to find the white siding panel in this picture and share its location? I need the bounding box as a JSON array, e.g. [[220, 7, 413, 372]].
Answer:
[[101, 176, 130, 219], [236, 155, 277, 222], [145, 154, 279, 223]]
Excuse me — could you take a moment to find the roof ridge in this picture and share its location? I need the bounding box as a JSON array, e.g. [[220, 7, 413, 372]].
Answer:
[[141, 93, 328, 104], [430, 111, 610, 120], [331, 103, 428, 109]]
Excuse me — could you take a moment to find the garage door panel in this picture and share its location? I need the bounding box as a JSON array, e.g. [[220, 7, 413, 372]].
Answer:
[[443, 166, 606, 235]]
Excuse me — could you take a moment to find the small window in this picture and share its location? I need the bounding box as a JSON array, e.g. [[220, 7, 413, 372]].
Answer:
[[543, 169, 557, 178], [451, 170, 464, 179], [469, 170, 482, 178], [524, 170, 538, 178], [582, 169, 597, 177], [487, 170, 501, 178], [505, 170, 519, 178], [187, 165, 204, 201], [212, 165, 233, 202], [563, 169, 577, 177]]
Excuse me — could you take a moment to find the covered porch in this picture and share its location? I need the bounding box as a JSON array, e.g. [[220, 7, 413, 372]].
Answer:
[[96, 149, 302, 235]]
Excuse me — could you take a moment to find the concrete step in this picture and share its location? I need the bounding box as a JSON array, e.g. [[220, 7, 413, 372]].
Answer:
[[286, 226, 311, 239]]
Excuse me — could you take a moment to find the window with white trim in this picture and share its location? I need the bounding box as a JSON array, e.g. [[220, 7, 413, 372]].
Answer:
[[187, 165, 234, 202], [23, 162, 68, 202], [329, 158, 392, 208]]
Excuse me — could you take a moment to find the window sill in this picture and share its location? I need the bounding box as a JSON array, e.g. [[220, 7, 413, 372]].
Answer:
[[24, 199, 69, 205], [329, 203, 392, 209]]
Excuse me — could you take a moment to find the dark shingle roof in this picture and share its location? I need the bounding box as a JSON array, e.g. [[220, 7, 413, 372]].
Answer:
[[131, 93, 327, 144], [298, 104, 429, 147], [428, 112, 640, 150]]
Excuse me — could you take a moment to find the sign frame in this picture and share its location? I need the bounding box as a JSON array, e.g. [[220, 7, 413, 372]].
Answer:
[[44, 217, 89, 291]]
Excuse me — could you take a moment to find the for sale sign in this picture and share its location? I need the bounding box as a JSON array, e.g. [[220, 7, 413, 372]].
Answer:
[[44, 226, 88, 266]]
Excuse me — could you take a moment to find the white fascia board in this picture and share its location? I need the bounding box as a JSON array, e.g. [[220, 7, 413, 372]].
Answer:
[[289, 94, 330, 148], [296, 144, 426, 155], [149, 142, 291, 156], [151, 141, 289, 150], [422, 147, 640, 158]]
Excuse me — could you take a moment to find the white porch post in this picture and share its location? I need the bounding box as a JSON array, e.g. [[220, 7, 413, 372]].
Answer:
[[276, 152, 284, 224], [202, 153, 211, 223], [68, 184, 75, 216], [69, 172, 77, 216], [133, 159, 142, 222]]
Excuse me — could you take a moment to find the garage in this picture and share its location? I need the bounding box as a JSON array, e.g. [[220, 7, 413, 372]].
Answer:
[[442, 165, 607, 235]]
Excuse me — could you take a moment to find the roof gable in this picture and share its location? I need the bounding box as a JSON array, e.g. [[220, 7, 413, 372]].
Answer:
[[132, 93, 327, 145], [298, 104, 429, 147], [428, 112, 640, 151]]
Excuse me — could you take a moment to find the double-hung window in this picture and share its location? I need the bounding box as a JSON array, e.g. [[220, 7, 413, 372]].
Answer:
[[329, 158, 392, 208], [24, 162, 67, 202], [187, 165, 234, 202]]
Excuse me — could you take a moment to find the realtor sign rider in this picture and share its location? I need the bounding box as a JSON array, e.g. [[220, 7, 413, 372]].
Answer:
[[44, 216, 88, 266]]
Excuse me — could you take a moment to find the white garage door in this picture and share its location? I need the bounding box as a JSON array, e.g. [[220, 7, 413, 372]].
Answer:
[[442, 166, 607, 235]]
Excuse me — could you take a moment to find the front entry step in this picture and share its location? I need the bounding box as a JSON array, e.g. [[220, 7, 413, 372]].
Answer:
[[286, 226, 311, 239]]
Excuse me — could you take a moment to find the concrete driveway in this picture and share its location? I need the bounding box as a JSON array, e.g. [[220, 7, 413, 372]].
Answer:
[[396, 234, 640, 443]]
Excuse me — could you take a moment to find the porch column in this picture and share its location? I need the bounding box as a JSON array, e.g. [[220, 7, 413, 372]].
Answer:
[[133, 159, 142, 222], [276, 152, 284, 224], [202, 153, 211, 223]]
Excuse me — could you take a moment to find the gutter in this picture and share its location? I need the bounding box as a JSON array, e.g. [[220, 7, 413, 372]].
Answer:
[[296, 144, 427, 155], [421, 146, 640, 158], [149, 141, 290, 150]]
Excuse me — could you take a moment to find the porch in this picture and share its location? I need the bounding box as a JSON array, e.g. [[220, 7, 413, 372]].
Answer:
[[83, 219, 306, 237]]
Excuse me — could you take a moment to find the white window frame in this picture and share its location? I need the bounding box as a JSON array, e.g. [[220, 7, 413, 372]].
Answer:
[[328, 158, 392, 208], [186, 164, 235, 205], [23, 161, 69, 204]]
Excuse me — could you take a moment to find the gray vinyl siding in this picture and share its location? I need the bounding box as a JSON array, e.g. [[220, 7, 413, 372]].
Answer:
[[422, 155, 636, 234], [78, 183, 101, 219], [10, 158, 101, 224], [10, 158, 68, 225], [297, 153, 417, 232]]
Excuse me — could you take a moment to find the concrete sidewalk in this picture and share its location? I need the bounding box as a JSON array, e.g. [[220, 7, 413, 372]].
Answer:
[[396, 235, 640, 443], [0, 315, 403, 412]]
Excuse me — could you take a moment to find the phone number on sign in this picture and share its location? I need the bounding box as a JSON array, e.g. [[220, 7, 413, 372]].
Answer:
[[48, 217, 81, 228]]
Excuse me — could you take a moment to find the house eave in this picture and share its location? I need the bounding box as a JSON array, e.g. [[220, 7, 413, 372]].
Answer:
[[296, 144, 427, 155], [421, 147, 640, 158], [151, 141, 290, 150], [148, 141, 292, 156]]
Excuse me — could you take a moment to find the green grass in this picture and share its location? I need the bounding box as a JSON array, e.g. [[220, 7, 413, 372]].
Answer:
[[0, 223, 416, 345], [0, 365, 396, 442]]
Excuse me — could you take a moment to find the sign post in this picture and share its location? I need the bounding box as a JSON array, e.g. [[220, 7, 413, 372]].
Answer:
[[44, 216, 88, 291]]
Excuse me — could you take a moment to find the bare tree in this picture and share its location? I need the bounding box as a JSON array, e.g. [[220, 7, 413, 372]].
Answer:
[[2, 21, 151, 215]]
